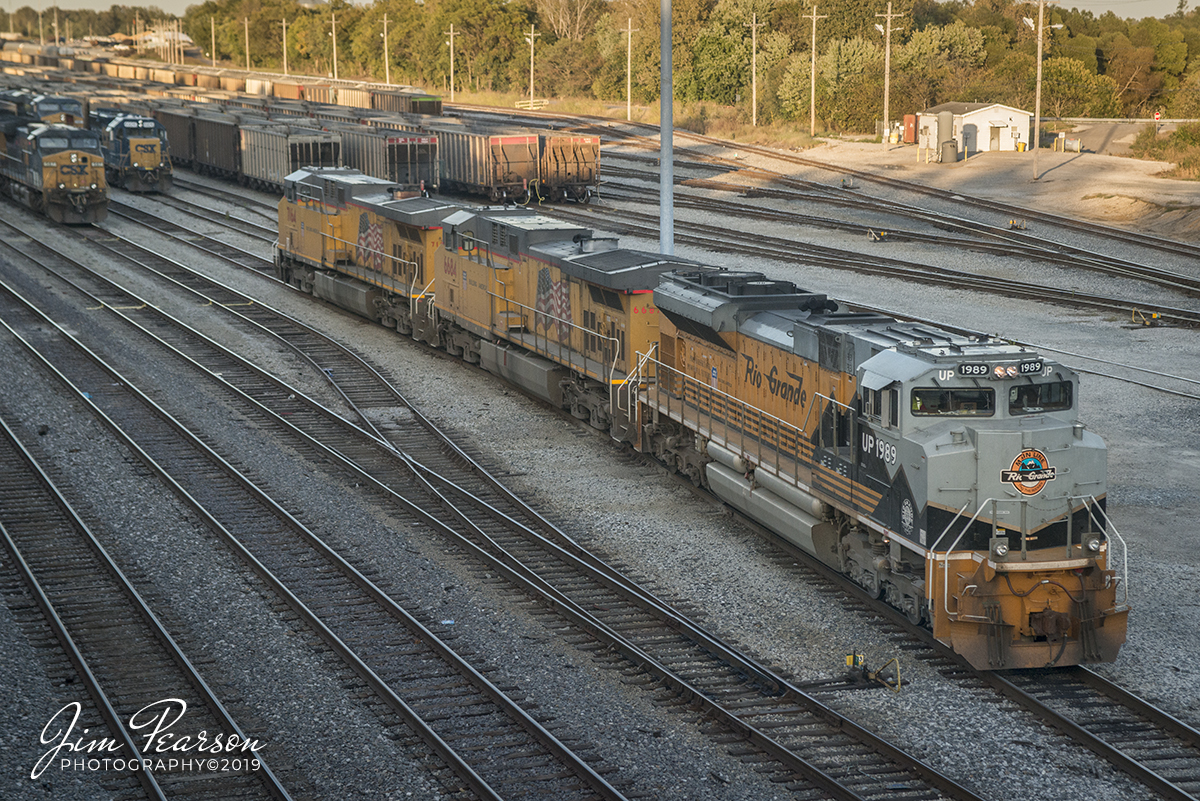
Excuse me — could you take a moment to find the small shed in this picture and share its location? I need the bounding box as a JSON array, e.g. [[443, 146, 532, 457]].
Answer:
[[916, 102, 1032, 156]]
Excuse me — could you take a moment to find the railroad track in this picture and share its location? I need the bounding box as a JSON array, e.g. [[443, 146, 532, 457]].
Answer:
[[171, 175, 281, 218], [745, 528, 1200, 801], [121, 168, 1200, 401], [547, 202, 1200, 326], [0, 391, 293, 801], [2, 200, 985, 799], [602, 167, 1200, 299], [490, 105, 1200, 266], [987, 668, 1200, 801], [0, 231, 624, 801], [134, 190, 278, 242], [105, 199, 275, 269]]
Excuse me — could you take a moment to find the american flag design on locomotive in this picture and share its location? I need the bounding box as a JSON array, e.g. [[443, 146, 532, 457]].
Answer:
[[534, 267, 571, 342], [356, 213, 384, 271]]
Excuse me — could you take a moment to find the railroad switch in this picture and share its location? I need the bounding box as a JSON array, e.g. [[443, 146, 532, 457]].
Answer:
[[1131, 309, 1161, 327], [868, 229, 890, 243], [1008, 219, 1027, 230], [845, 652, 903, 693], [787, 655, 902, 694]]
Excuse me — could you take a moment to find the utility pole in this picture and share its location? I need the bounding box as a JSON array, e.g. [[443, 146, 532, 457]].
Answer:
[[211, 16, 216, 67], [52, 7, 57, 44], [244, 17, 250, 70], [38, 10, 42, 46], [802, 5, 827, 137], [282, 18, 287, 75], [524, 25, 539, 107], [382, 13, 389, 85], [876, 2, 903, 146], [660, 0, 673, 256], [1027, 0, 1060, 180], [331, 12, 338, 81], [1033, 0, 1044, 180], [747, 13, 763, 126], [624, 18, 638, 122], [444, 24, 456, 102]]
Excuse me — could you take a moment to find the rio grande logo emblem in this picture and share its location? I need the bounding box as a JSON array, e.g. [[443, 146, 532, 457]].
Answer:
[[1001, 449, 1056, 496]]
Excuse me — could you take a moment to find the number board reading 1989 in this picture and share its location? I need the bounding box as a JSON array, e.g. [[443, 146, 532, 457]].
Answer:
[[957, 360, 1044, 379]]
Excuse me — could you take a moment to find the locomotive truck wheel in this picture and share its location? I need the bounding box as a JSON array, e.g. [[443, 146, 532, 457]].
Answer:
[[905, 595, 924, 625]]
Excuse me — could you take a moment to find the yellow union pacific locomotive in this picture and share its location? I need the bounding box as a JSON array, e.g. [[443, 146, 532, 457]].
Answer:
[[276, 168, 1129, 670], [0, 122, 108, 223]]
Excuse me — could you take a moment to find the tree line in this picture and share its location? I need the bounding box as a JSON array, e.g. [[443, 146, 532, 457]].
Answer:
[[4, 1, 1200, 130]]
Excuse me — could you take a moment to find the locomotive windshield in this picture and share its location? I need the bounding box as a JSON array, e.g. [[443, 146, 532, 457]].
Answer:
[[37, 132, 100, 153], [1008, 381, 1072, 415], [911, 388, 995, 416], [37, 99, 82, 115]]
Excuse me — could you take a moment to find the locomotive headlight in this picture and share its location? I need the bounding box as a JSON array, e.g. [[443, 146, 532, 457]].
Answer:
[[71, 153, 78, 163], [993, 365, 1006, 379], [1006, 365, 1019, 377], [58, 183, 65, 189], [90, 183, 97, 189], [1084, 536, 1102, 553], [990, 537, 1009, 558]]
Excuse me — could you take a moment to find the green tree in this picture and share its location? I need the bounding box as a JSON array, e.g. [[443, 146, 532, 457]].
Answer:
[[1041, 56, 1120, 116], [1056, 33, 1098, 72]]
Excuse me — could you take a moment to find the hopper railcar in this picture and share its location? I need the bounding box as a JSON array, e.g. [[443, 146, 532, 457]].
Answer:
[[282, 178, 1129, 672], [0, 122, 107, 223], [90, 109, 173, 192]]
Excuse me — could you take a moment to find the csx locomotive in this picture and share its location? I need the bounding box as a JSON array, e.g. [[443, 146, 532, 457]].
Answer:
[[90, 109, 173, 192], [0, 89, 86, 127], [0, 122, 108, 223], [276, 168, 1129, 670]]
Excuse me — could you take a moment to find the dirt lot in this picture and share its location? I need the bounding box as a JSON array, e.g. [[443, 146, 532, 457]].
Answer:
[[804, 140, 1200, 241]]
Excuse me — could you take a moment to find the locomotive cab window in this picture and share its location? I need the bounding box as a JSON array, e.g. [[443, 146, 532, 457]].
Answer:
[[911, 388, 995, 416], [1009, 381, 1072, 415], [862, 384, 900, 428]]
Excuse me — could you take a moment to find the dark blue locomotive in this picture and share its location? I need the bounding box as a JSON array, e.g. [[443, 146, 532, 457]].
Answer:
[[89, 109, 172, 193]]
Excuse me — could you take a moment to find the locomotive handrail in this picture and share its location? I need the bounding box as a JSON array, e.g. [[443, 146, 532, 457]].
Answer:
[[616, 345, 657, 417], [629, 354, 815, 485], [936, 494, 1130, 619], [936, 500, 999, 622], [1075, 494, 1130, 609], [803, 392, 855, 453], [484, 287, 619, 387]]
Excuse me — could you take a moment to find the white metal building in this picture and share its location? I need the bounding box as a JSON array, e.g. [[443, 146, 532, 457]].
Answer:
[[917, 102, 1033, 156]]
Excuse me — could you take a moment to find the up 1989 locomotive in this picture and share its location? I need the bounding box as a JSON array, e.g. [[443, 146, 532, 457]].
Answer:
[[276, 167, 1129, 670]]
